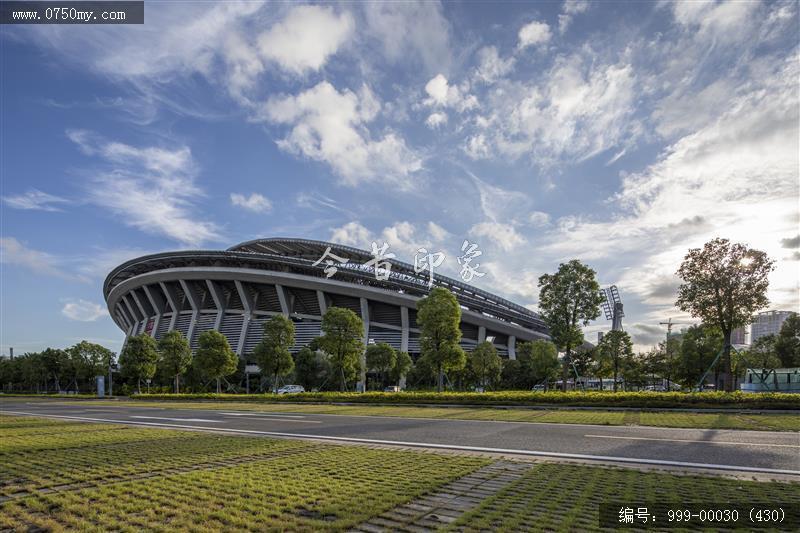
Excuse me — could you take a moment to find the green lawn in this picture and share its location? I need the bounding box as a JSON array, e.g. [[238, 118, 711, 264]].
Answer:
[[59, 398, 800, 431], [448, 463, 800, 532], [0, 415, 488, 531], [2, 414, 798, 532]]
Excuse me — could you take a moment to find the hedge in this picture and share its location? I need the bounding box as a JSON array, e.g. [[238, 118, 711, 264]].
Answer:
[[131, 391, 800, 410]]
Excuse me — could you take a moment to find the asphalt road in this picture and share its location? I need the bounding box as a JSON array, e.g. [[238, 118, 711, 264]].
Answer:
[[3, 399, 798, 476]]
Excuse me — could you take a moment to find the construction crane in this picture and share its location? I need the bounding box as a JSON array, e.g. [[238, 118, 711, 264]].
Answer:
[[658, 318, 692, 340], [600, 285, 624, 332]]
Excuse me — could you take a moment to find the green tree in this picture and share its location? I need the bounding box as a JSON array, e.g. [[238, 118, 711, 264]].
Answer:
[[743, 335, 781, 372], [158, 331, 192, 394], [253, 315, 296, 393], [293, 346, 321, 391], [675, 324, 723, 388], [318, 307, 364, 391], [194, 330, 237, 393], [596, 330, 633, 392], [390, 351, 413, 387], [468, 341, 502, 390], [365, 342, 397, 390], [524, 340, 560, 390], [570, 346, 595, 380], [621, 352, 647, 390], [676, 238, 775, 391], [537, 260, 604, 391], [66, 341, 114, 393], [775, 312, 800, 368], [417, 287, 466, 392], [119, 334, 159, 394]]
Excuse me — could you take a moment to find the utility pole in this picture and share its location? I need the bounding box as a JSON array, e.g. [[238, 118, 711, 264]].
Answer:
[[659, 319, 674, 390]]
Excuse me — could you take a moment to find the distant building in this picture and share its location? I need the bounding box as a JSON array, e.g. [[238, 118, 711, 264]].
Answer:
[[731, 326, 747, 346], [751, 311, 793, 343]]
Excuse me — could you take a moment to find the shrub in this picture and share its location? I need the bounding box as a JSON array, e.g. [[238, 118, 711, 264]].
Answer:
[[132, 390, 800, 410]]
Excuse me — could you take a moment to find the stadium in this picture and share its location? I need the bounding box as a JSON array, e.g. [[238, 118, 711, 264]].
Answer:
[[104, 238, 550, 384]]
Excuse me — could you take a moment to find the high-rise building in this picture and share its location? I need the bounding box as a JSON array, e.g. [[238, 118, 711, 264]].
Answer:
[[731, 326, 747, 346], [750, 311, 793, 343]]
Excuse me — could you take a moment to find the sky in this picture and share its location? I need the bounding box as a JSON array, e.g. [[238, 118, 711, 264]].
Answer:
[[1, 0, 798, 356]]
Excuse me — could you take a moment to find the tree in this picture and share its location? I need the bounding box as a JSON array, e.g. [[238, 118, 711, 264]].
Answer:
[[621, 352, 647, 390], [516, 340, 560, 389], [390, 351, 413, 387], [676, 238, 775, 391], [253, 315, 296, 393], [158, 331, 192, 394], [293, 346, 321, 391], [318, 307, 364, 391], [675, 324, 723, 388], [538, 260, 604, 391], [66, 341, 114, 393], [119, 335, 159, 394], [775, 312, 800, 368], [365, 342, 396, 390], [194, 330, 238, 393], [596, 330, 633, 392], [743, 335, 781, 373], [468, 341, 502, 390], [417, 287, 466, 392]]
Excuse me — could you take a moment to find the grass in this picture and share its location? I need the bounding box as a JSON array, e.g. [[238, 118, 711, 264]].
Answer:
[[447, 463, 800, 532], [0, 415, 489, 531], [2, 414, 798, 532], [48, 398, 800, 431], [130, 390, 800, 409]]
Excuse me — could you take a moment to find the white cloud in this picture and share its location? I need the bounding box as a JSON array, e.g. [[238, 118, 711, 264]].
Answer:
[[463, 134, 491, 160], [61, 299, 107, 322], [329, 220, 453, 262], [469, 221, 526, 252], [262, 82, 422, 188], [425, 112, 448, 129], [474, 46, 515, 84], [475, 52, 638, 165], [230, 192, 272, 213], [2, 189, 69, 212], [257, 5, 353, 75], [362, 1, 452, 73], [540, 55, 799, 313], [558, 0, 591, 34], [528, 211, 551, 226], [0, 237, 72, 279], [518, 20, 552, 49], [67, 130, 221, 246], [330, 221, 373, 248], [423, 74, 478, 112]]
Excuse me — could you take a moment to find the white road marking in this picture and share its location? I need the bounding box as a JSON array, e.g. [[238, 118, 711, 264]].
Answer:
[[130, 416, 223, 423], [220, 412, 306, 419], [4, 411, 798, 476], [584, 434, 800, 448]]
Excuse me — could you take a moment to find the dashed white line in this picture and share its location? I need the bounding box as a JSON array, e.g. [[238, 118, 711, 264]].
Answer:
[[5, 411, 798, 476], [131, 416, 223, 423], [584, 434, 800, 448]]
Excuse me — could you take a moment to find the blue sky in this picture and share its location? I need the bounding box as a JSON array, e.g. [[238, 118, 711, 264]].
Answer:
[[1, 0, 798, 355]]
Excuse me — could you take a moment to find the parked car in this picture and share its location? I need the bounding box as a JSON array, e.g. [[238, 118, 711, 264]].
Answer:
[[531, 384, 547, 392], [383, 386, 400, 392], [276, 385, 305, 395]]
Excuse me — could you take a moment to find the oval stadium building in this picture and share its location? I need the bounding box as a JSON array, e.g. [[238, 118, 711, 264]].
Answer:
[[104, 238, 550, 386]]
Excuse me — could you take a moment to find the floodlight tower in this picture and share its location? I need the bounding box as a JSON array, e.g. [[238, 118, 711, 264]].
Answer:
[[600, 285, 624, 332]]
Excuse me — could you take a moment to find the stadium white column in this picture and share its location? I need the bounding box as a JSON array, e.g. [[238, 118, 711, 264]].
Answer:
[[234, 280, 252, 357], [317, 290, 327, 315], [399, 307, 409, 389], [359, 297, 370, 392], [122, 295, 142, 335], [275, 285, 290, 316], [179, 280, 200, 347], [206, 280, 225, 330], [478, 326, 486, 343], [508, 335, 516, 360], [143, 285, 166, 339], [159, 282, 180, 332]]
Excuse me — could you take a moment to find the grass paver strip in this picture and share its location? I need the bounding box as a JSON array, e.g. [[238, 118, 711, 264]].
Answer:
[[350, 460, 534, 532], [0, 415, 490, 531], [70, 399, 800, 431], [446, 462, 800, 532]]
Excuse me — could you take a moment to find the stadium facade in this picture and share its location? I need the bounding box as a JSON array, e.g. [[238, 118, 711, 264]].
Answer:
[[104, 238, 550, 386]]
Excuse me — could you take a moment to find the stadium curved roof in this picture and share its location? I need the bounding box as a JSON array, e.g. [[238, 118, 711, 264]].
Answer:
[[104, 237, 545, 333]]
